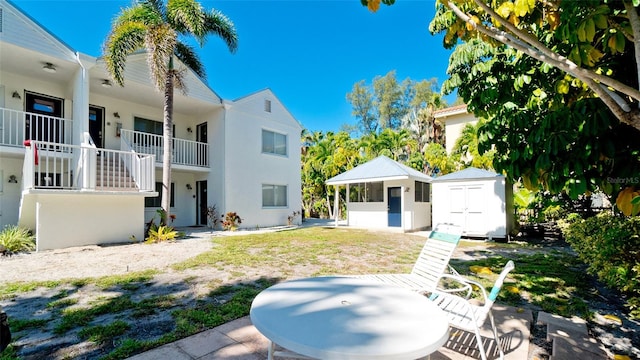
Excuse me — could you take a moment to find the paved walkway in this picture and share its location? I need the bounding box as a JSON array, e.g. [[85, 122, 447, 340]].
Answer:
[[128, 305, 533, 360]]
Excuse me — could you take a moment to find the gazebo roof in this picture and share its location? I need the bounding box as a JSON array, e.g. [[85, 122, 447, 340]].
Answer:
[[325, 155, 432, 185], [432, 167, 502, 182]]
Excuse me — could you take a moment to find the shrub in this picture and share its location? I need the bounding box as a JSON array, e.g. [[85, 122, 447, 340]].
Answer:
[[145, 225, 178, 243], [0, 225, 35, 253], [222, 212, 242, 231], [561, 212, 640, 318]]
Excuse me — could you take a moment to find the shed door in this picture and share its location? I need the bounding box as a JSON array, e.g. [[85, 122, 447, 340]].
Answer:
[[465, 185, 485, 234], [447, 184, 485, 235], [387, 187, 402, 227]]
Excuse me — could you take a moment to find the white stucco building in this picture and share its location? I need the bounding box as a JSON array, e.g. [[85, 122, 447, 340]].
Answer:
[[0, 0, 303, 250], [326, 156, 433, 232], [433, 104, 477, 154]]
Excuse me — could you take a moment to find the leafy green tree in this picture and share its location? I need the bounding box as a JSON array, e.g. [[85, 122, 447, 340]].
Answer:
[[423, 142, 456, 176], [361, 0, 640, 206], [346, 71, 416, 135], [346, 80, 378, 134], [103, 0, 237, 224]]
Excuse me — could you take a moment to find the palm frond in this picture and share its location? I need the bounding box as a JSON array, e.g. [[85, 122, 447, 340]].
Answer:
[[145, 23, 177, 90], [175, 42, 205, 78], [103, 22, 147, 86], [204, 9, 238, 53], [167, 0, 206, 41]]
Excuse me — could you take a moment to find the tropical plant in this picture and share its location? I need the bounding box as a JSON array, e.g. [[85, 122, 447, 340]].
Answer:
[[0, 225, 35, 253], [451, 119, 494, 170], [103, 0, 238, 225], [222, 212, 242, 231], [145, 224, 178, 243], [206, 205, 221, 231]]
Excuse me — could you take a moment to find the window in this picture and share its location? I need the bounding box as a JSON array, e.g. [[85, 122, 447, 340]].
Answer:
[[349, 183, 363, 202], [415, 181, 430, 202], [264, 99, 272, 113], [263, 184, 287, 207], [262, 129, 287, 156], [146, 182, 175, 207], [348, 182, 383, 203]]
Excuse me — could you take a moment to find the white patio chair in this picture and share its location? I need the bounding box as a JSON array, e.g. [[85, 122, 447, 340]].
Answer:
[[431, 260, 516, 360], [358, 223, 469, 296]]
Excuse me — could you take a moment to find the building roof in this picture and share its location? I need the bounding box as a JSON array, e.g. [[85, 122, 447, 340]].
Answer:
[[432, 167, 503, 182], [326, 155, 432, 185], [433, 104, 468, 118]]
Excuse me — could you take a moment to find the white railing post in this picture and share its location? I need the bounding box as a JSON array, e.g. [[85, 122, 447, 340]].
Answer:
[[22, 140, 35, 190]]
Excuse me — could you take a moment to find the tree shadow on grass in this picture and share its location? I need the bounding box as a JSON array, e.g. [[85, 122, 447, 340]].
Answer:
[[1, 275, 281, 360]]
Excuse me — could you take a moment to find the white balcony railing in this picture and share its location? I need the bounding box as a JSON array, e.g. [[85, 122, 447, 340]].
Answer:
[[0, 107, 73, 147], [120, 129, 208, 167], [22, 139, 155, 192]]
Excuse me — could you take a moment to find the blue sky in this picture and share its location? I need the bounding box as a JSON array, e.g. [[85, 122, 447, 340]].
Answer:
[[13, 0, 455, 133]]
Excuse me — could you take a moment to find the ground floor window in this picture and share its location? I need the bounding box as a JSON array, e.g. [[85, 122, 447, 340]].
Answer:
[[349, 182, 384, 202], [415, 181, 430, 202], [146, 182, 175, 207], [263, 184, 287, 207]]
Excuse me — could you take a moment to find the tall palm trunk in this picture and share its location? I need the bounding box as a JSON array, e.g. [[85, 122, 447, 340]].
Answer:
[[161, 69, 174, 225]]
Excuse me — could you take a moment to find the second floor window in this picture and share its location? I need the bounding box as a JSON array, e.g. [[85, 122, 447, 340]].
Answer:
[[262, 129, 287, 156]]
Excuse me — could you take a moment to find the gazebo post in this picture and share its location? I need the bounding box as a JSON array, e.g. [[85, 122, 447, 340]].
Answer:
[[334, 186, 339, 227]]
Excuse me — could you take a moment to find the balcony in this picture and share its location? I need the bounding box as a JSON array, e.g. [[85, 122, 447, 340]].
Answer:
[[120, 129, 209, 168], [0, 107, 73, 148], [22, 139, 155, 192]]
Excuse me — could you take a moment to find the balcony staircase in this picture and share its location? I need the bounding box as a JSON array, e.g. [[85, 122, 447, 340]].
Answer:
[[95, 153, 139, 192]]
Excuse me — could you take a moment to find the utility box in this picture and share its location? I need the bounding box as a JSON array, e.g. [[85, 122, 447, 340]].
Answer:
[[432, 167, 513, 240]]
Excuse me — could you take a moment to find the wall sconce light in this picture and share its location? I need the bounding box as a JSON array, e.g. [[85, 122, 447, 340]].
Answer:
[[8, 175, 18, 183], [42, 62, 57, 73], [101, 79, 113, 88], [12, 91, 21, 99], [405, 187, 410, 192], [113, 112, 120, 118], [187, 127, 193, 133], [186, 184, 192, 190], [116, 122, 122, 137]]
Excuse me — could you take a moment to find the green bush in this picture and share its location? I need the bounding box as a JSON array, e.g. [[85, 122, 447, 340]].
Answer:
[[0, 225, 35, 253], [561, 212, 640, 318], [145, 225, 178, 243]]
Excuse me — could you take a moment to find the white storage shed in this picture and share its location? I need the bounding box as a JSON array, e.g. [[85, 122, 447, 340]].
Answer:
[[431, 167, 513, 240]]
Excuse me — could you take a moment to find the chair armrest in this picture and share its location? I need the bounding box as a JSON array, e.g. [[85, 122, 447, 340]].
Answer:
[[436, 274, 473, 298], [437, 274, 490, 302]]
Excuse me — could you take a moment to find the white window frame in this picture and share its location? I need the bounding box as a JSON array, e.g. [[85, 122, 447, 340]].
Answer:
[[262, 184, 288, 208], [262, 129, 288, 157]]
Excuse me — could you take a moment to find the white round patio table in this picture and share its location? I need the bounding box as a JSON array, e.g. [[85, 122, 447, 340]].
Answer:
[[250, 276, 450, 360]]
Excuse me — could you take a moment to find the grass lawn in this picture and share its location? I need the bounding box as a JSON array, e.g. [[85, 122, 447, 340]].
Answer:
[[0, 226, 619, 359]]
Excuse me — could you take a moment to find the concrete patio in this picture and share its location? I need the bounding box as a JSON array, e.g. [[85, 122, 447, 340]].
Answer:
[[127, 304, 534, 360]]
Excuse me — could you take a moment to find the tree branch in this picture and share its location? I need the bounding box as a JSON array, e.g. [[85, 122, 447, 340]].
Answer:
[[442, 0, 640, 130]]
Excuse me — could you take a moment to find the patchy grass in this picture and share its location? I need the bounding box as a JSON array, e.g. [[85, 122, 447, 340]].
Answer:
[[78, 320, 130, 344]]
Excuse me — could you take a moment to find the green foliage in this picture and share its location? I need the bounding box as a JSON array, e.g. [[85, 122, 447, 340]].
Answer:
[[145, 225, 178, 243], [561, 212, 640, 318], [0, 225, 35, 253]]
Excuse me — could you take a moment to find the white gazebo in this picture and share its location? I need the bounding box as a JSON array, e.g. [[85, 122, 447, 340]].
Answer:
[[325, 155, 433, 232]]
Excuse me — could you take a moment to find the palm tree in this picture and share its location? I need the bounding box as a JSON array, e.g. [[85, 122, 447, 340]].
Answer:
[[451, 120, 495, 170], [103, 0, 238, 225]]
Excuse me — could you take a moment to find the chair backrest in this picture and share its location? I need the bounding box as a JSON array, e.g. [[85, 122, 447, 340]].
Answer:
[[410, 223, 463, 289], [475, 260, 516, 325]]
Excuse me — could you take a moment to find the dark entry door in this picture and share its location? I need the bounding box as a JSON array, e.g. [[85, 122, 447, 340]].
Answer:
[[196, 122, 207, 166], [197, 180, 208, 226], [387, 187, 401, 227], [89, 106, 104, 148], [25, 92, 64, 143]]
